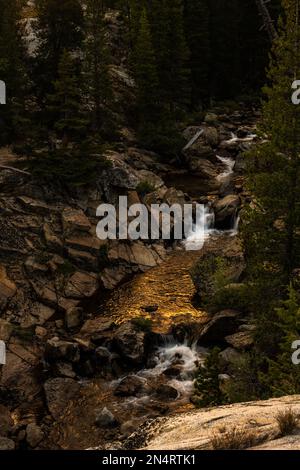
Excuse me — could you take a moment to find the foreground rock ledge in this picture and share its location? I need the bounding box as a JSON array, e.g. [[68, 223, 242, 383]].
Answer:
[[127, 396, 300, 450]]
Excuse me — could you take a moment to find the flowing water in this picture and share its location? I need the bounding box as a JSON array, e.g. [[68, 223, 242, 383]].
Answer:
[[49, 128, 256, 449], [101, 137, 242, 332]]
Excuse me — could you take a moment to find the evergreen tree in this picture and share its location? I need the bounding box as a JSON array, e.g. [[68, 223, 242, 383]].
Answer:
[[264, 287, 300, 396], [0, 0, 30, 144], [84, 0, 114, 138], [34, 0, 84, 97], [132, 9, 159, 134], [46, 50, 87, 146], [209, 0, 240, 99], [160, 0, 191, 111], [194, 348, 226, 407], [184, 0, 211, 109], [242, 0, 300, 354]]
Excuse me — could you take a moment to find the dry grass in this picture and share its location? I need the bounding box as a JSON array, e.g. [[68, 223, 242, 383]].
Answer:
[[276, 408, 299, 437], [211, 426, 258, 450]]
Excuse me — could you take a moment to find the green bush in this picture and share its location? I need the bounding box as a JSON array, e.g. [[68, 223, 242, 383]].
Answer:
[[223, 352, 266, 403], [136, 180, 156, 196], [211, 283, 250, 312], [131, 317, 153, 331], [193, 347, 226, 407]]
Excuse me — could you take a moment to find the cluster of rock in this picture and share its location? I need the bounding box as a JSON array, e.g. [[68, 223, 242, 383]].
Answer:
[[0, 103, 260, 449]]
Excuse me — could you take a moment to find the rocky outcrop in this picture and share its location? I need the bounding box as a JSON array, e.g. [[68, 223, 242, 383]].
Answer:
[[0, 265, 17, 309], [127, 395, 300, 450], [198, 310, 240, 345], [112, 322, 147, 365], [214, 195, 241, 228], [44, 378, 80, 420]]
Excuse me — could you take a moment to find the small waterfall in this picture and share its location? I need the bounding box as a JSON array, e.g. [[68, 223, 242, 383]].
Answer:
[[230, 212, 240, 236], [184, 204, 215, 251], [138, 340, 207, 399], [108, 338, 208, 413], [216, 155, 235, 181]]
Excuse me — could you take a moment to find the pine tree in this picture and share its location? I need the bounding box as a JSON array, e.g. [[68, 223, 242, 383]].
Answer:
[[209, 0, 240, 99], [242, 0, 300, 354], [46, 50, 87, 146], [84, 0, 114, 139], [160, 0, 191, 111], [0, 0, 30, 144], [184, 0, 211, 109], [132, 9, 159, 129], [264, 287, 300, 396], [34, 0, 84, 97], [194, 348, 226, 407]]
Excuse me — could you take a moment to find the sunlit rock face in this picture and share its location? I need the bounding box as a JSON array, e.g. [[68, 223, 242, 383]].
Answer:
[[136, 395, 300, 451]]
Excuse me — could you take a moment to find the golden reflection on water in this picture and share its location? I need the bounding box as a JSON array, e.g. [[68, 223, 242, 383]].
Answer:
[[103, 247, 209, 332]]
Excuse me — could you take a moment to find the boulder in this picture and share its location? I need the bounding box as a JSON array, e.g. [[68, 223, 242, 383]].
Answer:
[[107, 242, 161, 269], [26, 423, 44, 448], [31, 302, 55, 325], [0, 404, 13, 436], [137, 170, 165, 189], [102, 151, 140, 192], [0, 319, 13, 341], [65, 306, 83, 329], [0, 265, 17, 308], [187, 158, 219, 182], [17, 196, 50, 215], [114, 375, 145, 397], [53, 362, 76, 379], [95, 346, 111, 364], [25, 257, 49, 276], [198, 310, 240, 345], [203, 127, 219, 147], [67, 247, 99, 272], [142, 305, 159, 313], [113, 322, 146, 364], [64, 271, 99, 299], [35, 326, 47, 338], [163, 187, 186, 207], [80, 318, 115, 337], [65, 234, 106, 256], [95, 407, 118, 428], [204, 112, 218, 125], [101, 265, 129, 290], [183, 126, 219, 149], [219, 347, 242, 366], [45, 338, 80, 363], [214, 195, 241, 226], [163, 366, 182, 377], [30, 280, 80, 311], [225, 331, 254, 350], [43, 223, 63, 252], [44, 378, 80, 420], [0, 437, 15, 450], [62, 208, 91, 235], [156, 384, 179, 400]]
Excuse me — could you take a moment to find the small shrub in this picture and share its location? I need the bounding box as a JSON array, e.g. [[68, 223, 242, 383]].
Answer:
[[194, 347, 226, 407], [276, 408, 298, 436], [131, 317, 153, 331], [223, 352, 265, 404], [136, 180, 156, 196], [211, 426, 258, 450], [211, 283, 250, 313]]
